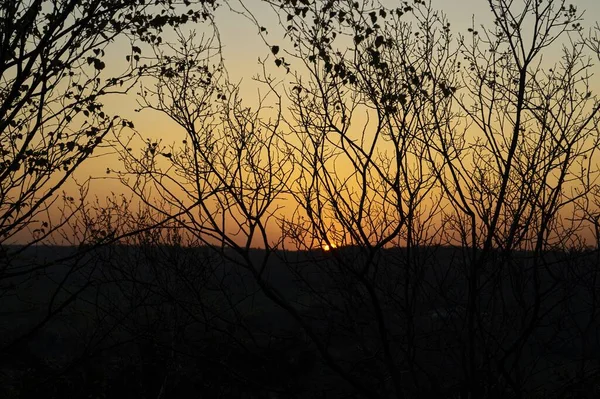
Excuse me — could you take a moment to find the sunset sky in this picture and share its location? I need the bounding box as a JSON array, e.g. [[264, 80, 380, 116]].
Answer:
[[43, 0, 600, 248]]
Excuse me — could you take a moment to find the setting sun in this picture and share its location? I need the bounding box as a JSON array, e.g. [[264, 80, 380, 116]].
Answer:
[[322, 243, 337, 251]]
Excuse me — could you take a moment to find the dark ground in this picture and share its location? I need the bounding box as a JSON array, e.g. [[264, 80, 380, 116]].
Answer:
[[1, 244, 599, 398]]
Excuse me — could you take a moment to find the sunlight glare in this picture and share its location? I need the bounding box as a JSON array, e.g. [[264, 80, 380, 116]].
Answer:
[[322, 242, 337, 251]]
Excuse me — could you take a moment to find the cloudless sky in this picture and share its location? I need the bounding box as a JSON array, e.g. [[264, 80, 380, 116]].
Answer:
[[212, 0, 600, 91], [84, 0, 600, 180], [91, 0, 600, 169], [433, 0, 600, 28], [73, 0, 600, 218]]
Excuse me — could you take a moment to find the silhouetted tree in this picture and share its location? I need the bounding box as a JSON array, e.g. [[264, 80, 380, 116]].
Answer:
[[0, 0, 218, 396]]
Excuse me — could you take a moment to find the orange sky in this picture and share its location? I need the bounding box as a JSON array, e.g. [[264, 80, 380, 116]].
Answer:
[[26, 0, 600, 248]]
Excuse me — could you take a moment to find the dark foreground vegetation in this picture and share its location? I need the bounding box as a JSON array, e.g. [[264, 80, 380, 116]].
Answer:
[[1, 244, 600, 398]]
